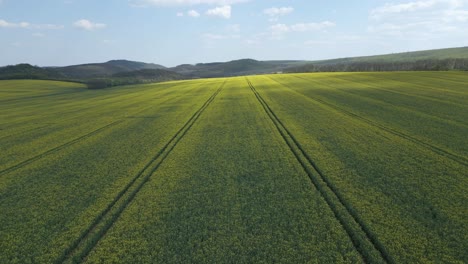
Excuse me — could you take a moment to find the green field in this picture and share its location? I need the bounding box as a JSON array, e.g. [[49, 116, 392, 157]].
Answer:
[[1, 73, 467, 263]]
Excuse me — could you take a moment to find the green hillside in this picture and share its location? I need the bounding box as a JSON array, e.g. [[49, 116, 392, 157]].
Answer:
[[315, 46, 468, 64], [0, 61, 183, 88], [85, 69, 185, 89], [287, 46, 468, 72], [171, 47, 468, 76], [0, 64, 64, 80], [171, 59, 306, 77], [2, 46, 468, 81], [112, 68, 183, 80], [56, 60, 167, 79]]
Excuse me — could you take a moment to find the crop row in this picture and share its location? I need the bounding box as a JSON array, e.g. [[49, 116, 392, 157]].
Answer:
[[250, 73, 467, 263], [0, 80, 195, 172], [282, 73, 467, 158], [83, 77, 363, 263], [1, 74, 466, 263], [268, 75, 467, 166], [246, 78, 391, 263], [58, 80, 226, 263], [0, 79, 223, 263]]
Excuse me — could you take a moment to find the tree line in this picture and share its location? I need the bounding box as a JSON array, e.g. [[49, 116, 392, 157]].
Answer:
[[285, 58, 468, 73]]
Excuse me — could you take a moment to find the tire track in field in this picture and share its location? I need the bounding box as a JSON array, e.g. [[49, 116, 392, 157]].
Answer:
[[0, 89, 84, 103], [0, 83, 175, 129], [388, 74, 468, 90], [0, 87, 192, 177], [299, 75, 467, 129], [56, 80, 226, 264], [246, 78, 393, 264], [273, 76, 468, 167], [327, 75, 468, 126], [331, 75, 468, 109], [0, 120, 124, 177], [0, 124, 50, 141], [1, 84, 183, 135]]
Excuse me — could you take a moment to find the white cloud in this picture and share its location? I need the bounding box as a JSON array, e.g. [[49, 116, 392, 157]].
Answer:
[[371, 1, 438, 19], [182, 7, 233, 18], [264, 7, 294, 18], [268, 21, 335, 40], [0, 20, 29, 28], [132, 0, 247, 6], [444, 9, 468, 21], [206, 5, 231, 18], [290, 21, 336, 31], [270, 21, 335, 34], [187, 10, 201, 17], [368, 0, 468, 38], [368, 21, 461, 36], [73, 19, 106, 30], [0, 19, 63, 29], [371, 0, 468, 19]]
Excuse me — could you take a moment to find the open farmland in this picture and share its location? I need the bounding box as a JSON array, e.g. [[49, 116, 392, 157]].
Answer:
[[0, 72, 467, 263]]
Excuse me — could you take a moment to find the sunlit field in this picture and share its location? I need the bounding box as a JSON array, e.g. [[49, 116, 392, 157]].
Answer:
[[1, 72, 467, 263]]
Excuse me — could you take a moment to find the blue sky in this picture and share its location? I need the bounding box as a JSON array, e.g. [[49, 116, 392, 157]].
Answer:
[[1, 0, 468, 67]]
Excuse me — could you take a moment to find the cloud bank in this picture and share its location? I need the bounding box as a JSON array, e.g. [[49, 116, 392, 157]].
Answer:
[[73, 19, 106, 30]]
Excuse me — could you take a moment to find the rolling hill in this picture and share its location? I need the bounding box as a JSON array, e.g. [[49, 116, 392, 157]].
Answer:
[[112, 68, 184, 81], [2, 46, 468, 82], [312, 46, 468, 65], [0, 64, 65, 80], [286, 46, 468, 72], [54, 60, 167, 79], [170, 59, 306, 78]]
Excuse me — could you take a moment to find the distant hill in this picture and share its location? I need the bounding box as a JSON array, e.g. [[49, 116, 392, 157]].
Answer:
[[170, 59, 307, 78], [55, 60, 167, 79], [0, 64, 64, 80], [112, 68, 184, 81], [2, 46, 468, 82], [84, 68, 185, 89], [0, 60, 183, 89], [286, 46, 468, 73]]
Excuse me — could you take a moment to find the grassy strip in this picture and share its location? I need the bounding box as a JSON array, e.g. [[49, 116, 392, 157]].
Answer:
[[247, 77, 393, 264]]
